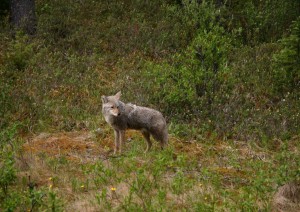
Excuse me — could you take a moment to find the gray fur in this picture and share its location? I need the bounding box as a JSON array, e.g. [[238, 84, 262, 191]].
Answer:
[[101, 91, 168, 154]]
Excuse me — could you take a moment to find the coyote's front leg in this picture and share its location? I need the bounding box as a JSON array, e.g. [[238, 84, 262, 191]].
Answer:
[[119, 130, 125, 154], [113, 130, 120, 154], [113, 129, 125, 154]]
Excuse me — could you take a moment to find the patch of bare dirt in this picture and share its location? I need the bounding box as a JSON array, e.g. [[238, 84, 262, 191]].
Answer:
[[22, 131, 112, 163]]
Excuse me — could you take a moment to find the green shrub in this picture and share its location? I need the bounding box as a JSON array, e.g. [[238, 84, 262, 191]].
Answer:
[[136, 30, 299, 140], [0, 191, 23, 212], [152, 24, 233, 117], [5, 33, 34, 71], [0, 152, 17, 196], [220, 0, 300, 45], [273, 17, 300, 94]]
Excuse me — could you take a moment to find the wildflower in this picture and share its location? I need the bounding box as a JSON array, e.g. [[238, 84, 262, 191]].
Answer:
[[111, 187, 117, 199], [49, 184, 53, 189], [81, 185, 85, 188], [104, 146, 110, 151], [49, 177, 53, 181]]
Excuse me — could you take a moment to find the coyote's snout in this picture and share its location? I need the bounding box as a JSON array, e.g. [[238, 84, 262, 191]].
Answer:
[[101, 91, 168, 154]]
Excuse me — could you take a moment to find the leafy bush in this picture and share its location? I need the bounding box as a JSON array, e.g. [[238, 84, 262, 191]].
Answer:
[[5, 33, 34, 71], [221, 0, 300, 45], [150, 24, 234, 118], [273, 17, 300, 94], [0, 152, 17, 195]]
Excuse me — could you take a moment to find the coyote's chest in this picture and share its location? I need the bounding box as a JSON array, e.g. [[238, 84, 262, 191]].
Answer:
[[104, 114, 127, 129]]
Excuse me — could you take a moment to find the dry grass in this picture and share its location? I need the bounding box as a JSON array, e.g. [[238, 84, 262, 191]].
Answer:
[[272, 182, 300, 212]]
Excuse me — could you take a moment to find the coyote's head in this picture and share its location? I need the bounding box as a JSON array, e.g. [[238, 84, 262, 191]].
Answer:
[[101, 91, 122, 117]]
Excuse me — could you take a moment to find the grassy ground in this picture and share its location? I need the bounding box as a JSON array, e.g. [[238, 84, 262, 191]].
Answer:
[[9, 123, 299, 211]]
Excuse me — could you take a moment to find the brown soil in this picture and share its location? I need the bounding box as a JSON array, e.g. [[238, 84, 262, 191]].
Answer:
[[22, 131, 112, 163]]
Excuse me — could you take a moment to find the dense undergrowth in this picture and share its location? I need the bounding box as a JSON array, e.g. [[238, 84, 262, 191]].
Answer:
[[0, 0, 299, 139], [0, 0, 300, 211]]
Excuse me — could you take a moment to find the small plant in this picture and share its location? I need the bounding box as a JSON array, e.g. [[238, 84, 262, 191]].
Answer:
[[0, 152, 17, 195], [95, 188, 111, 211], [71, 178, 79, 193], [28, 187, 46, 211], [47, 190, 64, 212], [0, 191, 22, 212], [5, 32, 35, 71]]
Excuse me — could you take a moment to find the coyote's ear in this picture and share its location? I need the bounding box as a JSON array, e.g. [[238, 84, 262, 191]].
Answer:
[[101, 95, 108, 103], [115, 91, 121, 100]]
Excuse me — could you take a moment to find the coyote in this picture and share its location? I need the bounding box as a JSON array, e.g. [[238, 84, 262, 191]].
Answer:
[[101, 91, 168, 154]]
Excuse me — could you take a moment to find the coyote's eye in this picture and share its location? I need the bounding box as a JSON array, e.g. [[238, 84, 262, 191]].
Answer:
[[111, 106, 114, 109]]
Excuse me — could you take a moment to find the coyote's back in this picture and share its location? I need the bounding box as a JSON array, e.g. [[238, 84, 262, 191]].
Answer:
[[127, 105, 168, 144]]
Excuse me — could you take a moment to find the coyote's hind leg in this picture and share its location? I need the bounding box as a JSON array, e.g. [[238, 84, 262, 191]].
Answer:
[[141, 129, 152, 153]]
